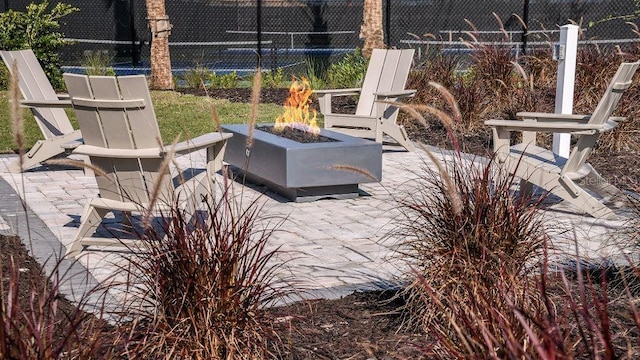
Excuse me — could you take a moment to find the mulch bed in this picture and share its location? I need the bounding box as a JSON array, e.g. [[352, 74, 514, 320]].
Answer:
[[2, 87, 638, 359]]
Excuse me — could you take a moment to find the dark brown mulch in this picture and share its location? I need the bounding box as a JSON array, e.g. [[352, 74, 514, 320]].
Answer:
[[270, 291, 425, 359], [181, 87, 291, 105], [0, 234, 102, 352]]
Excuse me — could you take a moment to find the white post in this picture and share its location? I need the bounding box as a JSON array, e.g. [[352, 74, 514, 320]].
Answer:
[[553, 24, 579, 158]]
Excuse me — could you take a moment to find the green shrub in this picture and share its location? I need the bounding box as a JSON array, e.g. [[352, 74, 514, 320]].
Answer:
[[262, 68, 286, 88], [179, 66, 210, 89], [326, 48, 368, 89], [82, 50, 116, 76], [0, 1, 79, 90], [209, 71, 239, 89], [304, 58, 328, 90], [0, 62, 8, 90]]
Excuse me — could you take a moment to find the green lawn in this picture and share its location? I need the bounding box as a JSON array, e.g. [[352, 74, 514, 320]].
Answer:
[[0, 90, 284, 153]]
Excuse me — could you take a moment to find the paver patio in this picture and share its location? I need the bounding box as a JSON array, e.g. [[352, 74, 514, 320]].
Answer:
[[0, 145, 635, 308]]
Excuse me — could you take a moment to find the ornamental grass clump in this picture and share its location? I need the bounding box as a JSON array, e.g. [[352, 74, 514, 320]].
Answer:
[[395, 78, 640, 357], [115, 185, 291, 360], [395, 152, 548, 355], [393, 81, 549, 356]]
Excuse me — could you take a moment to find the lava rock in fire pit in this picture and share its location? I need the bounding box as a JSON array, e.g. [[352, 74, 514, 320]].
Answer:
[[257, 125, 338, 144]]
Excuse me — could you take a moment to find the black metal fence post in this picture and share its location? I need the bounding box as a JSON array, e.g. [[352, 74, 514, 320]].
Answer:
[[521, 0, 530, 55], [385, 0, 391, 47], [130, 0, 139, 66], [257, 0, 262, 69]]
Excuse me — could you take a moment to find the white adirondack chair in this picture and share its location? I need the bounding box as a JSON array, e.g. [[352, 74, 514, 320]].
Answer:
[[1, 49, 82, 172], [316, 49, 416, 151], [485, 61, 639, 219], [63, 73, 232, 258]]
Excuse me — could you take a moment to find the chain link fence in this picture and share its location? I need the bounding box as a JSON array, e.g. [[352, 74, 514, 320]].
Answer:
[[4, 0, 640, 77]]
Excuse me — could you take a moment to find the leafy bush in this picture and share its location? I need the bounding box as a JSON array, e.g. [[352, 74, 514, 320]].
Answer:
[[179, 66, 210, 89], [262, 68, 286, 88], [82, 50, 116, 76], [326, 48, 368, 89], [209, 71, 239, 89], [0, 63, 8, 90], [179, 67, 240, 89], [304, 58, 328, 90], [0, 1, 79, 90]]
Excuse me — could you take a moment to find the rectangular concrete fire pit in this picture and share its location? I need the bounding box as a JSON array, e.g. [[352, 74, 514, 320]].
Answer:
[[221, 124, 382, 202]]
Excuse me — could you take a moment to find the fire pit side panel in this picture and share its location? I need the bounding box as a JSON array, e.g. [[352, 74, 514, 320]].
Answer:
[[222, 127, 288, 186], [221, 124, 382, 191], [286, 144, 382, 188]]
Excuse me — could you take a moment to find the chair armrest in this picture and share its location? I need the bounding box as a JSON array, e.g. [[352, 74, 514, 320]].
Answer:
[[315, 88, 362, 115], [516, 112, 626, 124], [172, 132, 233, 155], [73, 145, 163, 158], [485, 119, 618, 134], [61, 139, 83, 154], [21, 99, 73, 108], [516, 112, 592, 122], [373, 90, 416, 99], [314, 88, 361, 96]]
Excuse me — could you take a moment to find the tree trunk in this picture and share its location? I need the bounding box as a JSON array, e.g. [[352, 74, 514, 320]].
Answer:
[[146, 0, 173, 89], [360, 0, 385, 58]]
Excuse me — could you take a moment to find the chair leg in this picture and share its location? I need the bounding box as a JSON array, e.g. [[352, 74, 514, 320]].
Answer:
[[578, 165, 625, 201], [6, 131, 83, 173], [519, 179, 535, 198], [551, 178, 617, 219], [205, 140, 227, 203], [66, 203, 110, 258], [382, 121, 414, 151], [6, 139, 66, 172]]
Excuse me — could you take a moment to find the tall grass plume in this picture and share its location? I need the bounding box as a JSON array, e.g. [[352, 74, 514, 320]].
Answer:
[[114, 187, 292, 359]]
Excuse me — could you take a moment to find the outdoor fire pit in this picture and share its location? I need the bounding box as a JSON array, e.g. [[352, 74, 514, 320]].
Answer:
[[221, 123, 382, 202], [221, 78, 382, 202]]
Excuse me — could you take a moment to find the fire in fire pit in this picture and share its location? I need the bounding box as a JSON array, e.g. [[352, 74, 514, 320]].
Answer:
[[273, 77, 320, 136], [221, 77, 382, 202]]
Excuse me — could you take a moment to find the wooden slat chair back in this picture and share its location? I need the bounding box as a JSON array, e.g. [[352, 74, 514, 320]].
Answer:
[[317, 48, 416, 151], [63, 73, 232, 258], [1, 49, 73, 137], [1, 49, 82, 172], [485, 60, 639, 219], [562, 62, 639, 176], [355, 49, 414, 118], [64, 74, 172, 205]]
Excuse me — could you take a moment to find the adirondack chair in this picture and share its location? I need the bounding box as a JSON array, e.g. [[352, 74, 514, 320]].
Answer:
[[63, 73, 232, 258], [1, 49, 83, 172], [485, 61, 639, 219], [316, 49, 416, 151]]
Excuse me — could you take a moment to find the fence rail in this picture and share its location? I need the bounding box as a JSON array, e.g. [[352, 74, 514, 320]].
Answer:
[[6, 0, 638, 76]]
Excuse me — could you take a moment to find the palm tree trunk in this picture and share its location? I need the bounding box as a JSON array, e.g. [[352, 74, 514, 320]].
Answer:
[[360, 0, 385, 58], [146, 0, 173, 89]]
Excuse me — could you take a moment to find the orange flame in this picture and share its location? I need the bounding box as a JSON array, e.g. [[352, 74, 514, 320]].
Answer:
[[274, 77, 320, 135]]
